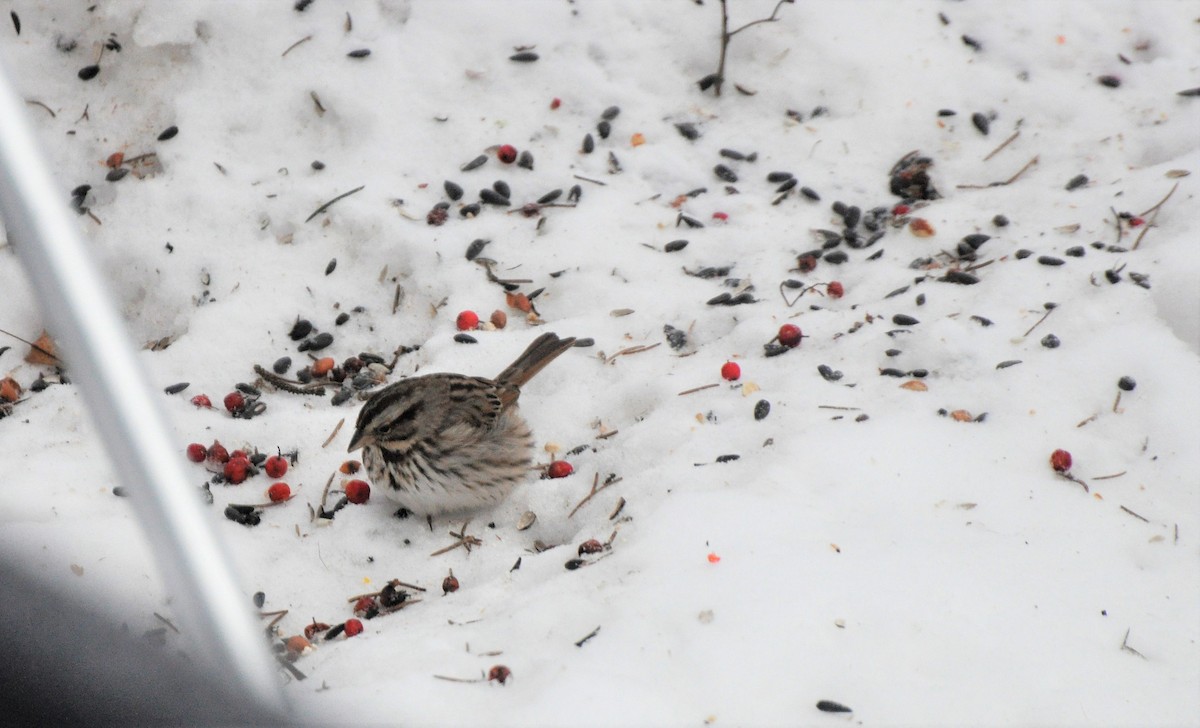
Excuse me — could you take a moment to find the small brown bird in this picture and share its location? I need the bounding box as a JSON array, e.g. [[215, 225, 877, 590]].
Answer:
[[347, 333, 575, 515]]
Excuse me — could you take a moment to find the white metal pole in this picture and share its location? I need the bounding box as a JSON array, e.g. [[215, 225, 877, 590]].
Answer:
[[0, 67, 286, 716]]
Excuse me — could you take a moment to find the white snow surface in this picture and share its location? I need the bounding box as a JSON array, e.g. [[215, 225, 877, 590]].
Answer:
[[2, 1, 1199, 726]]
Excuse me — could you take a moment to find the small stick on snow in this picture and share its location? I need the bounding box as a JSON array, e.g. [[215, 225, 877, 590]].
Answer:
[[1092, 471, 1126, 481], [982, 130, 1019, 161], [430, 520, 483, 557], [25, 99, 55, 118], [1022, 307, 1054, 338], [574, 626, 601, 647], [572, 174, 606, 186], [281, 35, 312, 57], [1076, 412, 1099, 428], [956, 156, 1038, 189], [153, 612, 181, 634], [322, 418, 345, 448], [568, 473, 621, 519], [306, 185, 365, 223], [678, 383, 719, 396], [1132, 182, 1178, 251], [818, 405, 861, 411], [1119, 505, 1149, 523], [1120, 629, 1147, 660]]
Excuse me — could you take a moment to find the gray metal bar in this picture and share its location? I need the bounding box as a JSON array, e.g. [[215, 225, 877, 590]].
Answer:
[[0, 68, 285, 714]]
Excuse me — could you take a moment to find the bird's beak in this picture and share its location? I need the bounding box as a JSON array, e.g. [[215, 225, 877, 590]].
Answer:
[[347, 429, 370, 452]]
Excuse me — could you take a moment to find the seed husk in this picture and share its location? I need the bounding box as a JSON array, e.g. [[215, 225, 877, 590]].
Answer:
[[460, 155, 488, 172], [509, 51, 538, 62]]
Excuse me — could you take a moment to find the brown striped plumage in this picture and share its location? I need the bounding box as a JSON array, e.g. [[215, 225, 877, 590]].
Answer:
[[347, 333, 575, 515]]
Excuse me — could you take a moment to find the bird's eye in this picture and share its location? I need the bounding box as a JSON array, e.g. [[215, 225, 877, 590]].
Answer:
[[376, 424, 391, 435]]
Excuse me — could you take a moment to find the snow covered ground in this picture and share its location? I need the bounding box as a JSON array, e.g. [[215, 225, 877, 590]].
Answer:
[[1, 1, 1198, 725]]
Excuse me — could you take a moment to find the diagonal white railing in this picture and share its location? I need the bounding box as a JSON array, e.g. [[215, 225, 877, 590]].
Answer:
[[0, 67, 285, 716]]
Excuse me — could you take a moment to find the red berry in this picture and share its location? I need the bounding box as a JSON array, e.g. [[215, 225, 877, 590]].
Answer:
[[343, 618, 364, 637], [264, 455, 288, 479], [577, 539, 603, 556], [487, 665, 512, 685], [778, 324, 803, 348], [207, 441, 230, 464], [267, 482, 291, 502], [547, 460, 574, 479], [1128, 217, 1145, 227], [223, 456, 251, 484], [223, 391, 245, 413], [892, 204, 911, 216], [721, 361, 741, 381], [456, 310, 479, 331], [497, 144, 518, 164], [442, 575, 460, 594], [345, 479, 370, 504], [550, 98, 561, 110], [190, 394, 213, 408], [186, 443, 208, 463], [827, 281, 844, 299], [796, 254, 818, 273], [230, 449, 248, 461], [1050, 449, 1073, 473], [712, 211, 729, 221], [352, 596, 377, 617]]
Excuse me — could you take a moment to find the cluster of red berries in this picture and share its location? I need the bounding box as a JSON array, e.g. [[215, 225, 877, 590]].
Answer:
[[186, 440, 292, 494], [189, 390, 264, 419], [456, 309, 509, 331]]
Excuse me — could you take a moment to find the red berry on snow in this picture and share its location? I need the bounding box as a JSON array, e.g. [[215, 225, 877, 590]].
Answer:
[[343, 618, 364, 637], [1050, 449, 1072, 473], [264, 455, 288, 479], [230, 449, 248, 461], [577, 539, 603, 556], [267, 482, 291, 502], [207, 441, 230, 464], [442, 574, 460, 594], [352, 596, 377, 617], [186, 443, 208, 463], [497, 144, 518, 164], [721, 361, 741, 381], [827, 281, 845, 298], [190, 394, 213, 408], [345, 479, 370, 504], [712, 211, 729, 221], [223, 391, 245, 413], [796, 254, 818, 273], [223, 456, 251, 484], [547, 460, 574, 479], [778, 324, 803, 348], [456, 310, 479, 331], [488, 665, 512, 685], [550, 98, 561, 110], [892, 204, 911, 216], [1128, 217, 1145, 227]]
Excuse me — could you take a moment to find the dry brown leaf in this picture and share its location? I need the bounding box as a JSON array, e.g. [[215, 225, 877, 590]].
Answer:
[[0, 376, 21, 402], [900, 380, 928, 391], [25, 330, 59, 365], [950, 409, 973, 421]]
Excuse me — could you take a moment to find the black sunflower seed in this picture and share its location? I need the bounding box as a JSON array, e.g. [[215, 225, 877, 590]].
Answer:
[[1015, 249, 1033, 259], [1117, 376, 1136, 391], [817, 364, 842, 382], [823, 250, 848, 264], [766, 171, 793, 183], [106, 167, 128, 182], [720, 149, 746, 161], [664, 240, 688, 252], [331, 388, 353, 406], [714, 164, 737, 183], [581, 133, 594, 153], [460, 155, 488, 172], [601, 105, 620, 121], [289, 319, 313, 340], [567, 184, 582, 202], [1098, 75, 1120, 88], [696, 73, 720, 91], [892, 314, 919, 326], [157, 125, 179, 141], [492, 180, 511, 198], [1064, 246, 1085, 257], [675, 122, 700, 140], [879, 367, 905, 377], [962, 233, 990, 249], [509, 51, 538, 62], [454, 333, 478, 344], [962, 34, 982, 51], [479, 188, 510, 206], [596, 120, 611, 139], [335, 312, 350, 326], [800, 186, 820, 201], [992, 214, 1009, 227], [1037, 255, 1065, 266], [753, 400, 770, 420], [517, 150, 534, 170], [817, 700, 852, 714], [996, 360, 1022, 369], [308, 332, 334, 351], [1065, 174, 1088, 191], [78, 65, 100, 81], [273, 356, 292, 374], [1040, 334, 1061, 348], [163, 382, 189, 395], [971, 112, 990, 135], [460, 202, 481, 217], [325, 258, 337, 275], [347, 49, 371, 58], [537, 189, 562, 204], [465, 238, 490, 260], [444, 180, 463, 200]]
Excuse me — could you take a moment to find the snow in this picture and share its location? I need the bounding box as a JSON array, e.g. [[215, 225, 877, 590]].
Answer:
[[2, 0, 1198, 725]]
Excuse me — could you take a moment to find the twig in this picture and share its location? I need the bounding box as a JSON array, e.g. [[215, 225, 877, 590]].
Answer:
[[433, 674, 481, 684], [1076, 412, 1099, 428], [1093, 471, 1126, 481], [678, 383, 719, 396], [0, 327, 60, 363], [430, 520, 482, 557], [568, 473, 621, 519], [956, 156, 1038, 189], [1059, 472, 1089, 493], [1121, 629, 1147, 660], [153, 612, 181, 634], [572, 174, 606, 186], [603, 342, 661, 364], [711, 0, 792, 97], [982, 130, 1019, 161], [1022, 307, 1054, 338], [574, 626, 601, 648], [817, 405, 860, 411], [253, 364, 326, 395], [282, 35, 312, 57], [24, 99, 55, 117], [322, 418, 345, 448], [1132, 182, 1178, 251], [277, 655, 307, 681], [1119, 505, 1149, 522], [305, 185, 364, 223]]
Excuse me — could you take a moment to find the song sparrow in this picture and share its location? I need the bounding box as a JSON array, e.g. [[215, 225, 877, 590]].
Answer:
[[347, 332, 576, 515]]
